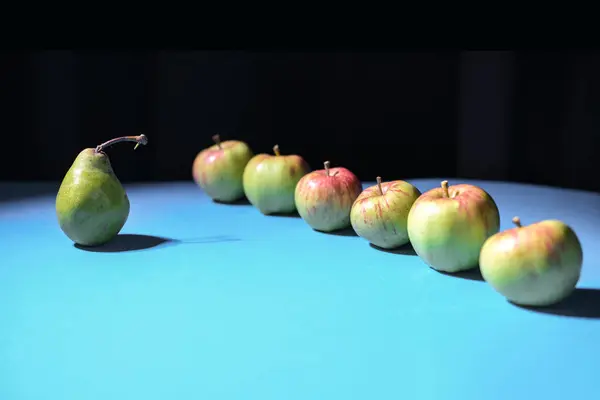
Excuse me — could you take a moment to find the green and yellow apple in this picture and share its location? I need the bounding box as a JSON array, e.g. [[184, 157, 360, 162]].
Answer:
[[479, 216, 583, 307], [295, 161, 362, 232], [243, 145, 310, 215], [192, 134, 254, 203], [407, 180, 500, 273], [350, 177, 421, 249]]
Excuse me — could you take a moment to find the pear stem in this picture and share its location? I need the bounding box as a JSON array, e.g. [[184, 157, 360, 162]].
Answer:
[[212, 134, 222, 149], [376, 176, 383, 195], [441, 180, 450, 198], [273, 145, 281, 156], [96, 134, 148, 153], [324, 161, 331, 177], [512, 216, 522, 228]]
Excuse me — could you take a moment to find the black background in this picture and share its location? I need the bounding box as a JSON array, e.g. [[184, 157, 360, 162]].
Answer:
[[2, 50, 598, 191]]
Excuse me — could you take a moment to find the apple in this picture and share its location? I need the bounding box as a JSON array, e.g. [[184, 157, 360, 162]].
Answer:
[[192, 134, 254, 202], [479, 216, 583, 307], [242, 144, 311, 215], [295, 161, 362, 232], [407, 180, 500, 273], [350, 176, 421, 249]]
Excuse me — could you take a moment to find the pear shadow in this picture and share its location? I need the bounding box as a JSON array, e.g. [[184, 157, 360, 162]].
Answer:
[[438, 267, 484, 281], [74, 234, 241, 253], [369, 242, 417, 256], [511, 288, 600, 319], [268, 211, 301, 218], [314, 227, 358, 236], [213, 197, 251, 206], [74, 234, 175, 253]]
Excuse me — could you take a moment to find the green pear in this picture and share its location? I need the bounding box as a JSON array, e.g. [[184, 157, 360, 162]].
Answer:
[[56, 134, 148, 246]]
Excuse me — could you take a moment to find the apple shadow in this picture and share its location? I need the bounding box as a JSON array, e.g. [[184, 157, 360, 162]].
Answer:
[[369, 243, 417, 256], [269, 211, 301, 218], [213, 197, 251, 206], [438, 267, 485, 281], [511, 288, 600, 319], [74, 234, 241, 253], [315, 227, 358, 237]]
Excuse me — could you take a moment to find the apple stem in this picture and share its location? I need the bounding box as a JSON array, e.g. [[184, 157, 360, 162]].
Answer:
[[376, 176, 383, 195], [273, 145, 281, 156], [441, 180, 449, 198], [512, 216, 522, 228], [324, 161, 331, 176], [95, 134, 148, 153], [212, 134, 222, 149]]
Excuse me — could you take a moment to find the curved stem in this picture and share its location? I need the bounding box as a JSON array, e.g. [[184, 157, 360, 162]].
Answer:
[[376, 176, 383, 195], [324, 161, 331, 177], [212, 134, 222, 149], [512, 216, 522, 228], [96, 134, 148, 153], [441, 180, 449, 198], [273, 145, 281, 156]]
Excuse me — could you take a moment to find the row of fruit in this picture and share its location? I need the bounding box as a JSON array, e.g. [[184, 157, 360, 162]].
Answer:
[[192, 135, 584, 308], [54, 134, 583, 310]]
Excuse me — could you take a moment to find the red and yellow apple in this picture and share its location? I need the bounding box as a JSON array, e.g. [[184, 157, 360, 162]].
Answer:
[[407, 180, 500, 273], [242, 145, 310, 215], [479, 216, 583, 307], [350, 177, 421, 249], [192, 134, 254, 202], [295, 161, 362, 232]]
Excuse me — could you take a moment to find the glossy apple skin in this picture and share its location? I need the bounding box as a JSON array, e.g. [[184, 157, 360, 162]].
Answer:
[[350, 180, 421, 249], [243, 153, 311, 215], [192, 140, 254, 202], [479, 220, 583, 307], [407, 183, 500, 273], [294, 167, 362, 232]]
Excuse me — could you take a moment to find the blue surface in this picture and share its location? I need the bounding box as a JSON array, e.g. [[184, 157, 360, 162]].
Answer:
[[1, 179, 600, 400]]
